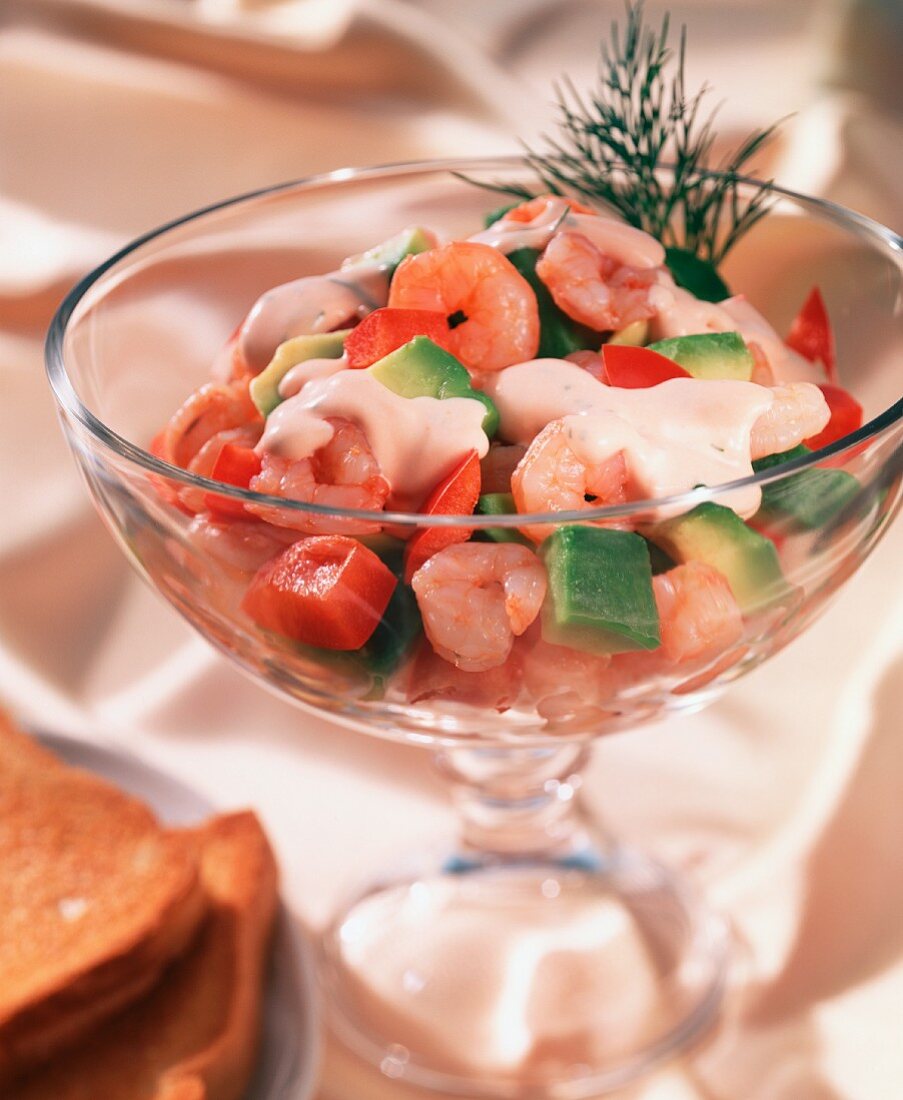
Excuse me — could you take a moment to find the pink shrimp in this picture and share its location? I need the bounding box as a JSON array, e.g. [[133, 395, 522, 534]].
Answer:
[[157, 378, 261, 470], [411, 542, 547, 672], [247, 418, 389, 535], [511, 416, 629, 542], [750, 383, 830, 459], [405, 635, 526, 711], [502, 194, 598, 223], [388, 241, 539, 372], [536, 231, 659, 332], [522, 627, 617, 722], [187, 516, 300, 577], [652, 562, 743, 663]]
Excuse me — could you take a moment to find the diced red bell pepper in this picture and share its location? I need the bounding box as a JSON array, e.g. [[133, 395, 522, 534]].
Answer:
[[345, 307, 454, 369], [204, 443, 263, 519], [804, 383, 863, 450], [786, 287, 836, 382], [601, 344, 692, 388], [242, 535, 397, 650], [403, 450, 481, 584]]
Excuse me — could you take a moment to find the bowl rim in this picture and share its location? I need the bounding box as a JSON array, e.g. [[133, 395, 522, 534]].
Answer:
[[44, 156, 903, 530]]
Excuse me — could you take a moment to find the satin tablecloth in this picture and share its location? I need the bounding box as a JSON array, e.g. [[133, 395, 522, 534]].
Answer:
[[1, 2, 901, 1096]]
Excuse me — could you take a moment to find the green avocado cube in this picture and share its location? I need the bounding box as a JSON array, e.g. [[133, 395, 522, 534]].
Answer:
[[649, 502, 787, 612], [344, 226, 435, 274], [539, 526, 660, 654], [507, 247, 596, 358], [250, 329, 349, 416], [647, 332, 754, 381], [368, 336, 499, 437], [752, 446, 859, 530], [475, 493, 530, 545]]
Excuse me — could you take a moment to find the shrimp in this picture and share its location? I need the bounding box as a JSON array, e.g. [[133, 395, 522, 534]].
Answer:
[[157, 379, 260, 470], [188, 516, 299, 577], [411, 542, 547, 672], [388, 241, 539, 373], [536, 231, 659, 332], [750, 382, 830, 459], [405, 635, 526, 711], [522, 625, 616, 722], [511, 417, 628, 542], [247, 417, 389, 535], [652, 562, 743, 663], [502, 195, 598, 222]]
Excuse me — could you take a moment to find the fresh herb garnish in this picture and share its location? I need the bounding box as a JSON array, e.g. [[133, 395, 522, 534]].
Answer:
[[465, 1, 784, 298]]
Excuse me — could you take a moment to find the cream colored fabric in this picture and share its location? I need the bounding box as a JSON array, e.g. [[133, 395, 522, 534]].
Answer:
[[0, 1, 901, 1096]]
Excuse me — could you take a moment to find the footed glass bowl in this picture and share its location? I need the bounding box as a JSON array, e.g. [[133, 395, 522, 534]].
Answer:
[[46, 159, 902, 1097]]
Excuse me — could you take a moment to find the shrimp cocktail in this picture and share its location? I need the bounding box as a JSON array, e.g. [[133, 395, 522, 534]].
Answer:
[[46, 5, 902, 1096], [151, 195, 852, 724]]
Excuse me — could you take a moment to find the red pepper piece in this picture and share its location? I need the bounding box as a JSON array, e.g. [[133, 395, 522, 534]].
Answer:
[[601, 344, 692, 388], [804, 383, 863, 450], [786, 287, 836, 382], [403, 450, 481, 584], [345, 307, 453, 369], [242, 535, 397, 649], [204, 443, 263, 519]]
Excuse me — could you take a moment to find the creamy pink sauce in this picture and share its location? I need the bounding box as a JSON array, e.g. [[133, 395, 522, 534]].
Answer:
[[471, 200, 665, 269], [485, 359, 775, 516], [278, 354, 349, 400], [239, 264, 388, 374], [258, 371, 489, 509], [651, 276, 822, 384]]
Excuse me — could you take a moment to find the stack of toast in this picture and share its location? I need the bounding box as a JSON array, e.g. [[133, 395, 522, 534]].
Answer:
[[0, 710, 279, 1100]]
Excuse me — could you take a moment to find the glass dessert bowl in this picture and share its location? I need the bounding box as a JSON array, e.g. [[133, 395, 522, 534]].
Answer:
[[46, 159, 902, 1097]]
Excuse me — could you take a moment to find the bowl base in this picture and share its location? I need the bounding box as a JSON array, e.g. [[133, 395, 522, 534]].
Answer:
[[321, 844, 729, 1097]]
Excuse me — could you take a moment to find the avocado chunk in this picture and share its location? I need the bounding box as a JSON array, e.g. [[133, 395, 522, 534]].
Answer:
[[540, 526, 660, 654], [647, 332, 754, 381], [368, 336, 499, 437], [752, 445, 859, 530], [475, 493, 530, 545], [344, 226, 435, 274], [250, 329, 349, 416], [507, 247, 597, 358], [649, 502, 787, 612]]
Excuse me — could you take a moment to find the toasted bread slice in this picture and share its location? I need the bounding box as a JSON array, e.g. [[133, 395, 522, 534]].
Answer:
[[9, 811, 280, 1100], [0, 711, 207, 1080]]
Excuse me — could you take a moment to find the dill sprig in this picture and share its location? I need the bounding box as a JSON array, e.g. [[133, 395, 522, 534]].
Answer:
[[470, 1, 784, 267]]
